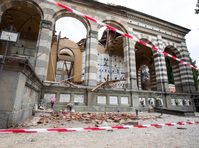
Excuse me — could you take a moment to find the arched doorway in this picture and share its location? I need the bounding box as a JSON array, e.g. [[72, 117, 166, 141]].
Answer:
[[0, 1, 42, 66], [47, 12, 90, 83], [56, 48, 74, 81], [164, 46, 183, 92], [135, 39, 157, 91], [137, 65, 151, 90], [97, 21, 128, 89]]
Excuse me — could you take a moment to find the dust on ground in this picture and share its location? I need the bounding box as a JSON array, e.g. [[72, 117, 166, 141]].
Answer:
[[0, 110, 199, 148]]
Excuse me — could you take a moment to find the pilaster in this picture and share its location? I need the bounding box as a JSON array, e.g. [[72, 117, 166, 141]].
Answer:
[[178, 43, 196, 93], [84, 30, 98, 87], [128, 40, 138, 90], [35, 20, 53, 80], [154, 36, 169, 92]]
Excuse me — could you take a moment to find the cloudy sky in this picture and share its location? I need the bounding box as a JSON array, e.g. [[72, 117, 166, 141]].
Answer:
[[98, 0, 199, 66], [56, 0, 199, 67]]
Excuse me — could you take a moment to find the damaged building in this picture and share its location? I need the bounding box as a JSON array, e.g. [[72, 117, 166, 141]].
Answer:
[[0, 0, 199, 128]]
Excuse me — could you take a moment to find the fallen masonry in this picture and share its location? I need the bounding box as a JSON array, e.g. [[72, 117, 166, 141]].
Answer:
[[1, 0, 199, 129], [16, 110, 162, 128]]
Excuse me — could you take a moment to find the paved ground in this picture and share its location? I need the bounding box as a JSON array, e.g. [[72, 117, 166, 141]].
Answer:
[[0, 112, 199, 148]]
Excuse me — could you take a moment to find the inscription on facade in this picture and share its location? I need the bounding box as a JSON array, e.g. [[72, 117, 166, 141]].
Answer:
[[74, 94, 84, 103], [97, 96, 107, 104], [120, 96, 129, 105], [109, 96, 118, 105], [60, 94, 70, 102]]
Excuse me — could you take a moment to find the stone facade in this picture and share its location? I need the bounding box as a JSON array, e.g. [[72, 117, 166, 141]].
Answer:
[[0, 57, 43, 128], [0, 0, 199, 127]]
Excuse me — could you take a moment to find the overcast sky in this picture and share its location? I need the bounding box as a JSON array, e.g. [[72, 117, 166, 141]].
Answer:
[[56, 0, 199, 67], [99, 0, 199, 67]]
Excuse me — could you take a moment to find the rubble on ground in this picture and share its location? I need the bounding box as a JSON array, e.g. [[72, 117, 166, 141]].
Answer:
[[17, 110, 161, 128]]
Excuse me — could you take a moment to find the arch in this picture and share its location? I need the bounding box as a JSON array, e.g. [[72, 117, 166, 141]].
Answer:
[[56, 47, 75, 81], [137, 65, 151, 90], [59, 48, 74, 57], [161, 40, 179, 52], [0, 0, 44, 19], [165, 45, 182, 58], [98, 20, 129, 55], [96, 20, 129, 89], [98, 20, 128, 33], [46, 10, 91, 83], [135, 38, 157, 91], [0, 0, 43, 66], [164, 45, 183, 92], [47, 38, 83, 83], [52, 9, 91, 33]]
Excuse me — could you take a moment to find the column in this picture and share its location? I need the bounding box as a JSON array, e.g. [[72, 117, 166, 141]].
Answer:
[[35, 20, 53, 81], [128, 40, 139, 107], [84, 30, 98, 87], [154, 36, 169, 92], [123, 37, 130, 89], [128, 40, 138, 90], [179, 43, 196, 93]]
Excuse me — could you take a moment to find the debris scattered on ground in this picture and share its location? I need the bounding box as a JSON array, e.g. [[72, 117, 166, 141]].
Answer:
[[17, 110, 161, 128]]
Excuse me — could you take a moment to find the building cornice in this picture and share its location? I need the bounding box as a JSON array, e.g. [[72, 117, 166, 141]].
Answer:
[[60, 0, 190, 36]]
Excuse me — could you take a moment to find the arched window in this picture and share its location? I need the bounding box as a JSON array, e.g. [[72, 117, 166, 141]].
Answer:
[[0, 1, 42, 66], [164, 46, 182, 92], [135, 38, 157, 91], [139, 65, 150, 90], [97, 21, 127, 89], [47, 14, 89, 83], [56, 48, 74, 81]]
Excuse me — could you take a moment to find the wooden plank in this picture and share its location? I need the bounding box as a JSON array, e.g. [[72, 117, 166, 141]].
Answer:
[[91, 79, 126, 92], [91, 81, 107, 92]]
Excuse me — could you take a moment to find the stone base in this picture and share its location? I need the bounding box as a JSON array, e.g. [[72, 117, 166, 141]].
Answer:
[[0, 57, 42, 128], [54, 104, 135, 112], [0, 113, 9, 129], [0, 108, 33, 129], [154, 107, 195, 116]]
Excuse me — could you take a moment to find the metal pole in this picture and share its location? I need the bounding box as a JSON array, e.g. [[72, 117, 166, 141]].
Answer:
[[0, 41, 9, 72], [135, 109, 139, 117]]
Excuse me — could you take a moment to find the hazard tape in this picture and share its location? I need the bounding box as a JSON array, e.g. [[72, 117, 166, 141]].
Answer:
[[47, 0, 199, 71], [0, 121, 198, 134]]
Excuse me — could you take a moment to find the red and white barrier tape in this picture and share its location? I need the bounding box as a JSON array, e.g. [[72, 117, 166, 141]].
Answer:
[[0, 121, 198, 134], [47, 0, 199, 70]]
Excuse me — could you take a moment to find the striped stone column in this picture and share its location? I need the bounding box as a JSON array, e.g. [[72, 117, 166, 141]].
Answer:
[[35, 20, 53, 80], [172, 64, 183, 92], [128, 40, 138, 90], [154, 36, 169, 92], [150, 68, 157, 91], [179, 43, 195, 93], [137, 68, 142, 90], [123, 37, 130, 89], [154, 52, 169, 92], [84, 30, 98, 87]]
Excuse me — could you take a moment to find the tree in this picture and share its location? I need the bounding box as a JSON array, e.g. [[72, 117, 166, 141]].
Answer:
[[165, 57, 174, 84], [196, 0, 199, 14], [190, 58, 199, 91]]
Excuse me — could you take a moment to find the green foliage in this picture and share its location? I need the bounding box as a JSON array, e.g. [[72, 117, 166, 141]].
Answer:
[[196, 0, 199, 14], [165, 55, 199, 90], [190, 59, 199, 91], [165, 57, 174, 84]]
